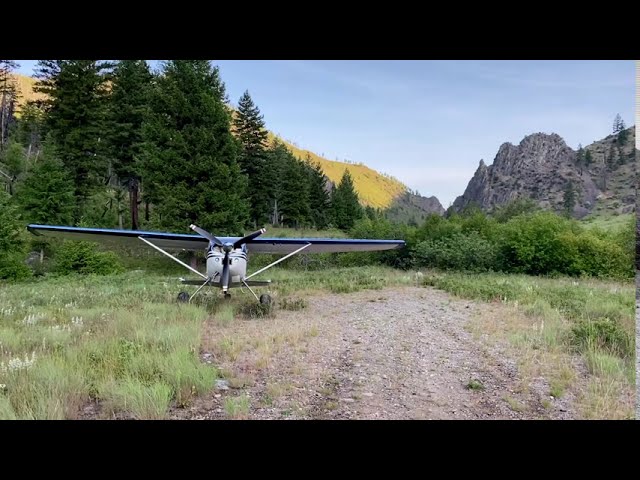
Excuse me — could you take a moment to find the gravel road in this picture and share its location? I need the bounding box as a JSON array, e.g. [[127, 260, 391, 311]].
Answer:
[[176, 286, 577, 420]]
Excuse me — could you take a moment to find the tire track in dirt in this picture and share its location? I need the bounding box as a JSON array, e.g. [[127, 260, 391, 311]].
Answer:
[[180, 286, 575, 420]]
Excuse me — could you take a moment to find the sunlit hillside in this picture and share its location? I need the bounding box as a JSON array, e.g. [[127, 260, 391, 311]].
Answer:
[[267, 133, 407, 209], [10, 73, 409, 209]]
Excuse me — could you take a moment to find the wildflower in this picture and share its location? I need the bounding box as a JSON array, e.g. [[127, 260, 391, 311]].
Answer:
[[0, 352, 37, 373]]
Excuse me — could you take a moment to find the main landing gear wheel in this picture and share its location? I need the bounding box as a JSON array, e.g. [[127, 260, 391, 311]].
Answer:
[[177, 291, 189, 303], [259, 294, 272, 306]]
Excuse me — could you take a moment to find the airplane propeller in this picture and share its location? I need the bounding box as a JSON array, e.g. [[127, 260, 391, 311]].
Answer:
[[189, 224, 266, 295]]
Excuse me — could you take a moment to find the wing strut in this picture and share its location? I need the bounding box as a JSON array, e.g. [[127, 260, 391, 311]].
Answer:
[[244, 243, 312, 281], [138, 236, 207, 279]]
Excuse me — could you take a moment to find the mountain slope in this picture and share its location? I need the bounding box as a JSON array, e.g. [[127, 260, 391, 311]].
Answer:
[[452, 127, 636, 218], [9, 72, 439, 212]]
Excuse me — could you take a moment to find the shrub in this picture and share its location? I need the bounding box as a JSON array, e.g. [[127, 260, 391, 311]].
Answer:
[[52, 241, 124, 276], [496, 212, 577, 275], [0, 254, 33, 281], [558, 230, 632, 279], [570, 318, 632, 359], [412, 232, 498, 272]]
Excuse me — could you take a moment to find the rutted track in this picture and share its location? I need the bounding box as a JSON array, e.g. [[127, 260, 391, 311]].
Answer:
[[173, 286, 577, 420]]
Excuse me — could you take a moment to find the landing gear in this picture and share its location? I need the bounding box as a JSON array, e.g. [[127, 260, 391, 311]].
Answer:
[[260, 294, 272, 306], [177, 291, 189, 303]]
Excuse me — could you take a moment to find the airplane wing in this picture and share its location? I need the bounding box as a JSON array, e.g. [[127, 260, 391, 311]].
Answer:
[[244, 237, 405, 254], [27, 224, 406, 254], [27, 224, 209, 251]]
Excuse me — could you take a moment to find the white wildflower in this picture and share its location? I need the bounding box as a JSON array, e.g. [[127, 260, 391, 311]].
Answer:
[[22, 313, 44, 326], [0, 384, 6, 390], [0, 352, 37, 373], [72, 316, 84, 327]]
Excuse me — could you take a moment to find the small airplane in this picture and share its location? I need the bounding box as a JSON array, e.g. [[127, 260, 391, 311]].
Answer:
[[27, 223, 405, 304]]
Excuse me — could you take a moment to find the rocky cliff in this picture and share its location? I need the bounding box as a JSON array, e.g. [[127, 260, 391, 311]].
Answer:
[[452, 127, 636, 218]]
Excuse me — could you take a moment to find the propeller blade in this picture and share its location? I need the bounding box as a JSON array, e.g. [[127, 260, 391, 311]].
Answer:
[[233, 228, 266, 249], [190, 224, 223, 247], [222, 252, 231, 291]]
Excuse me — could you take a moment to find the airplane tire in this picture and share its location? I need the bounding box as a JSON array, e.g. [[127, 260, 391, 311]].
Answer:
[[177, 292, 189, 303], [259, 294, 272, 305]]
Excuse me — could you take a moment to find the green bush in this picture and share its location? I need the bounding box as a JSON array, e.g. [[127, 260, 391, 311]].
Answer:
[[496, 212, 577, 275], [413, 232, 498, 272], [52, 241, 124, 276], [570, 318, 632, 359], [0, 254, 33, 281], [558, 230, 632, 279]]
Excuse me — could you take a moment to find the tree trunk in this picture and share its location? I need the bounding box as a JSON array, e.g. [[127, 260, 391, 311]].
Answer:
[[129, 178, 139, 230], [40, 248, 44, 264], [145, 200, 150, 222]]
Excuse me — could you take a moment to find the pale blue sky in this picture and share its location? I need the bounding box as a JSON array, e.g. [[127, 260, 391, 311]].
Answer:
[[14, 60, 635, 207]]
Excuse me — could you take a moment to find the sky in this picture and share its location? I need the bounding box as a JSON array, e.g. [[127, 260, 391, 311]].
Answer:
[[14, 60, 636, 207]]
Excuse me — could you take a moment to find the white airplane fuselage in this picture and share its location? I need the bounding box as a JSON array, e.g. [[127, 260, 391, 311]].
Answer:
[[206, 245, 248, 285]]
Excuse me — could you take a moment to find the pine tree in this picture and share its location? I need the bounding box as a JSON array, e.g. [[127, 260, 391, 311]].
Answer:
[[0, 140, 26, 194], [140, 60, 249, 235], [279, 156, 310, 228], [562, 179, 576, 217], [576, 143, 584, 175], [34, 60, 114, 222], [331, 169, 363, 230], [304, 157, 330, 229], [233, 90, 269, 226], [108, 60, 153, 230], [14, 101, 45, 159], [264, 139, 289, 226], [0, 189, 26, 256], [584, 149, 593, 167], [0, 60, 20, 150], [14, 143, 74, 225], [613, 113, 623, 133]]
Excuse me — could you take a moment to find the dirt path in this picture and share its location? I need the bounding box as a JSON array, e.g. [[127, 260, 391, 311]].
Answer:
[[173, 286, 576, 420]]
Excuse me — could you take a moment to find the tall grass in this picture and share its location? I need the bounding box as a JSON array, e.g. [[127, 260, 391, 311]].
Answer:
[[0, 275, 217, 419]]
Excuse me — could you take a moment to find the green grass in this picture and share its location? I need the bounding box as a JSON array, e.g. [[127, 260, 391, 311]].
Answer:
[[581, 213, 633, 232], [466, 379, 485, 391], [224, 395, 251, 419], [0, 274, 218, 419]]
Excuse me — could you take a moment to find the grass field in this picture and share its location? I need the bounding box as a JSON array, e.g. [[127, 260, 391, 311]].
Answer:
[[581, 213, 634, 232], [0, 266, 634, 419]]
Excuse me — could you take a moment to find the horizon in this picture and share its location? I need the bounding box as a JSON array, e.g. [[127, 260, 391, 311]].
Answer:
[[13, 60, 635, 207]]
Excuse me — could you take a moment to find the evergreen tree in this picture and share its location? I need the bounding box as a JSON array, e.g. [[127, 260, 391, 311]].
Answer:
[[0, 189, 26, 256], [279, 156, 310, 228], [14, 143, 74, 225], [264, 139, 289, 226], [613, 113, 623, 133], [304, 157, 330, 229], [140, 60, 249, 235], [616, 116, 628, 146], [0, 60, 20, 150], [576, 143, 584, 175], [14, 101, 45, 159], [108, 60, 153, 230], [584, 149, 593, 167], [562, 179, 576, 217], [331, 169, 363, 230], [0, 140, 26, 194], [233, 90, 269, 226], [34, 60, 114, 222]]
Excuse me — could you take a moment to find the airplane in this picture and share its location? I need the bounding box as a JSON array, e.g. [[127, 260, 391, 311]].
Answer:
[[27, 223, 405, 305]]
